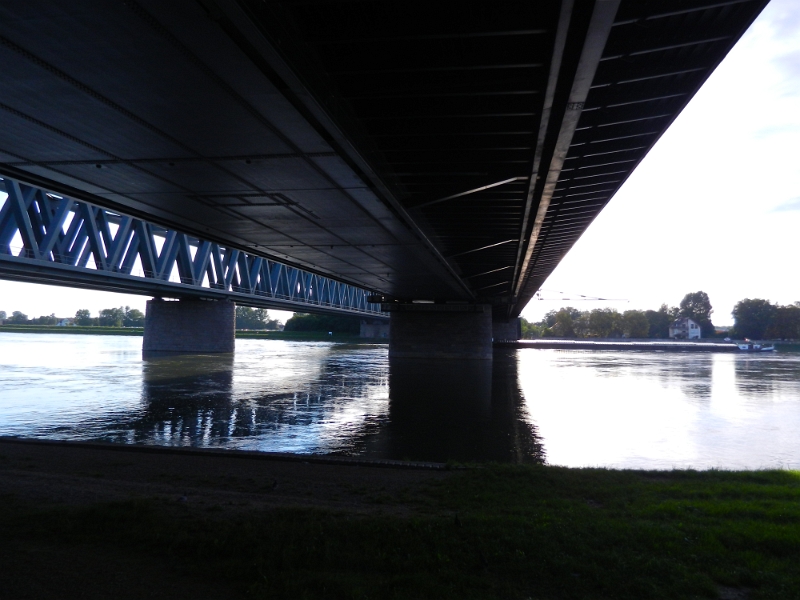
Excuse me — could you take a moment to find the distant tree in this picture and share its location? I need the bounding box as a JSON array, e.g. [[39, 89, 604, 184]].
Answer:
[[98, 307, 125, 327], [644, 304, 674, 338], [732, 298, 776, 339], [538, 310, 559, 329], [552, 308, 576, 337], [622, 310, 650, 338], [122, 306, 145, 327], [74, 309, 94, 326], [572, 311, 591, 338], [679, 291, 714, 337], [8, 311, 29, 324], [520, 318, 543, 339], [588, 308, 623, 338], [535, 307, 584, 337], [0, 310, 6, 322], [766, 304, 800, 340], [32, 313, 58, 325], [235, 306, 281, 330], [284, 312, 360, 334]]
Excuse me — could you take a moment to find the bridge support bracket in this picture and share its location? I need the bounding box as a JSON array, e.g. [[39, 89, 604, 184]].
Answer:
[[143, 298, 235, 354], [382, 303, 492, 360]]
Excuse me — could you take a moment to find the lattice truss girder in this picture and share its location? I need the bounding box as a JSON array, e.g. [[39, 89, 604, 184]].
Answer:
[[0, 175, 383, 316]]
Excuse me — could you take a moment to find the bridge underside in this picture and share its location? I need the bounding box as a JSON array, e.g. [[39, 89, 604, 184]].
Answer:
[[0, 0, 767, 322]]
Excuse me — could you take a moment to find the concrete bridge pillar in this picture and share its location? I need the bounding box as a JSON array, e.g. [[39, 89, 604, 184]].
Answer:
[[143, 298, 235, 354], [359, 318, 390, 339], [492, 317, 521, 342], [384, 303, 492, 360]]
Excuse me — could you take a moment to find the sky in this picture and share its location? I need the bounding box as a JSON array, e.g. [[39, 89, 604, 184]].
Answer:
[[520, 0, 800, 326], [1, 0, 798, 326]]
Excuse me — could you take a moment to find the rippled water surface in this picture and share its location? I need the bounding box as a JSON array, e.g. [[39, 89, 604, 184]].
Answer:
[[1, 332, 799, 469]]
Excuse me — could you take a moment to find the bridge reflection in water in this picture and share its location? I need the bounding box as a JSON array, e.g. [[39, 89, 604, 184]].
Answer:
[[372, 352, 544, 463], [126, 348, 544, 464]]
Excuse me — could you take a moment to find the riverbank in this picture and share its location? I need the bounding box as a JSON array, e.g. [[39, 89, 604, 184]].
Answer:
[[503, 339, 800, 352], [1, 438, 797, 599], [0, 325, 388, 343]]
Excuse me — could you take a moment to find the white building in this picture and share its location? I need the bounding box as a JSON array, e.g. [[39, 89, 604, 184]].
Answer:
[[669, 317, 701, 339]]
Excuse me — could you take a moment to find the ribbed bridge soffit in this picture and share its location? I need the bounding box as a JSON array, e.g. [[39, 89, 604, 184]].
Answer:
[[0, 0, 769, 317]]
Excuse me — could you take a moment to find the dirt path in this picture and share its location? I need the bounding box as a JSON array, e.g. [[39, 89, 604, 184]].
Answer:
[[0, 438, 453, 599], [0, 438, 451, 515]]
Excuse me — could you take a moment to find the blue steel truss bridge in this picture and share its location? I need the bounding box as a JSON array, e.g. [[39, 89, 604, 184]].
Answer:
[[0, 174, 383, 317]]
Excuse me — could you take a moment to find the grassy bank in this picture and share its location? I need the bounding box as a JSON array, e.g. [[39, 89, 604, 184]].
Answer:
[[1, 445, 798, 599], [0, 325, 387, 343]]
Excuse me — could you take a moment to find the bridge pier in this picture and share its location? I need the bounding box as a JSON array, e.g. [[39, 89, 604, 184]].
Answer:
[[142, 298, 235, 354], [492, 317, 521, 342], [359, 318, 390, 339], [384, 303, 492, 360]]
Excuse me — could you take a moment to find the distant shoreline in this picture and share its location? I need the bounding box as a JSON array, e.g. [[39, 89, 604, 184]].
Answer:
[[0, 325, 388, 343], [501, 338, 800, 352]]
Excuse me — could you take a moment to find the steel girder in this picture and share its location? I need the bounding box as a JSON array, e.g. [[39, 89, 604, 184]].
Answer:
[[0, 175, 384, 317]]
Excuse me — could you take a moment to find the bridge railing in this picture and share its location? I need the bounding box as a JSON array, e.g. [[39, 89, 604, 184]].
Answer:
[[0, 175, 384, 317]]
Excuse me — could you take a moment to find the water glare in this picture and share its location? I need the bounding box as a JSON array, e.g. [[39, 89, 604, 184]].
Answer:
[[1, 333, 799, 469]]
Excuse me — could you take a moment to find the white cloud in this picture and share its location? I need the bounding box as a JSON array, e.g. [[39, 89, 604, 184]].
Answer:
[[772, 197, 800, 212]]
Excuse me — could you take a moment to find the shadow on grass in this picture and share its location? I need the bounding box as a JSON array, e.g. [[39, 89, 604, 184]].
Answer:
[[1, 467, 799, 599]]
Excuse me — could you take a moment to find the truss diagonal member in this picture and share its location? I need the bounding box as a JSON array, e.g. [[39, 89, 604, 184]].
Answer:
[[36, 195, 74, 260], [81, 203, 110, 271], [106, 215, 133, 270], [192, 241, 213, 286], [6, 179, 41, 259]]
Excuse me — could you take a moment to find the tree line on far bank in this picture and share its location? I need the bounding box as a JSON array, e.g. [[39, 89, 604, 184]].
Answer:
[[0, 307, 147, 327], [520, 291, 800, 340], [282, 312, 361, 334], [0, 306, 283, 330], [229, 308, 358, 332], [0, 306, 361, 332]]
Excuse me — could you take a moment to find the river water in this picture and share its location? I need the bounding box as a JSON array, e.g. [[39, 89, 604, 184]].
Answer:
[[1, 332, 799, 470]]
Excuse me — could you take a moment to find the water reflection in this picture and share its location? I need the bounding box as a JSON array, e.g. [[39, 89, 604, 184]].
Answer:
[[734, 354, 797, 398], [135, 353, 236, 446], [519, 350, 800, 469], [560, 352, 715, 401], [2, 333, 800, 468], [130, 348, 544, 463], [364, 350, 543, 463], [129, 343, 392, 455]]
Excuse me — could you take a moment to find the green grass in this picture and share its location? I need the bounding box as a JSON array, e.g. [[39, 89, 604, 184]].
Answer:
[[2, 465, 798, 599]]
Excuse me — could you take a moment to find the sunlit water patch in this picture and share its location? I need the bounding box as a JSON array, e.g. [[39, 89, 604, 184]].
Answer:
[[518, 350, 800, 469], [1, 333, 799, 468]]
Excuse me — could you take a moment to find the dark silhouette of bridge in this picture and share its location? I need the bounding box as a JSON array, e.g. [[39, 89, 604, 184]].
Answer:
[[0, 0, 768, 356]]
